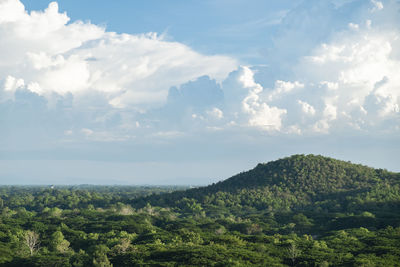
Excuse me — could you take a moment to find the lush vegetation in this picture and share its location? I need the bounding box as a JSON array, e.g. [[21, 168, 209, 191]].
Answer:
[[0, 155, 399, 266]]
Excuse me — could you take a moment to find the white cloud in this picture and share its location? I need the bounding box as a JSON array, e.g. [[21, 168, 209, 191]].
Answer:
[[289, 12, 400, 134], [147, 15, 400, 137], [223, 66, 287, 131], [323, 104, 337, 121], [0, 0, 237, 109], [298, 100, 316, 116], [0, 0, 26, 23], [4, 75, 24, 92], [313, 120, 331, 134], [246, 103, 287, 131], [348, 23, 359, 30], [370, 0, 384, 11], [207, 108, 224, 119], [320, 81, 338, 91], [1, 0, 399, 154], [268, 80, 304, 101]]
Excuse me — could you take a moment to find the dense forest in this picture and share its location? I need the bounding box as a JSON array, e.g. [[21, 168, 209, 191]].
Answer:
[[0, 154, 399, 266]]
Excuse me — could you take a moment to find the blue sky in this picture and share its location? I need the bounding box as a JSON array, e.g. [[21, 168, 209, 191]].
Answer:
[[21, 0, 300, 64], [0, 0, 399, 184]]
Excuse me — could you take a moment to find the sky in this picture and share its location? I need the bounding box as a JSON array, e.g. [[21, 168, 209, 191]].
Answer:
[[0, 0, 399, 185]]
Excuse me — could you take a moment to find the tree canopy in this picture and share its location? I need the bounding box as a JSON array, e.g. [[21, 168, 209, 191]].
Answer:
[[0, 155, 399, 266]]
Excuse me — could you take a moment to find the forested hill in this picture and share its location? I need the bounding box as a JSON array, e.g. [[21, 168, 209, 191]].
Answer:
[[136, 154, 400, 215], [1, 155, 399, 266], [210, 154, 395, 193]]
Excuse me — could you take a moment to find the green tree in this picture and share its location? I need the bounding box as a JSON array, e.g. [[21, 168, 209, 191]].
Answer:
[[286, 242, 301, 266], [50, 231, 70, 253], [93, 245, 113, 267]]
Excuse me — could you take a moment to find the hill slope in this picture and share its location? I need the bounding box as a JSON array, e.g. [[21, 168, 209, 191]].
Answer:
[[136, 154, 400, 215], [210, 154, 387, 192]]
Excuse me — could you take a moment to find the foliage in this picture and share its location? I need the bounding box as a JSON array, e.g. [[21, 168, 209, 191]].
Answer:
[[0, 155, 399, 266]]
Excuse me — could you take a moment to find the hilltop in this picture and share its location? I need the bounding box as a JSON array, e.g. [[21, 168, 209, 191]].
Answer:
[[136, 154, 400, 216]]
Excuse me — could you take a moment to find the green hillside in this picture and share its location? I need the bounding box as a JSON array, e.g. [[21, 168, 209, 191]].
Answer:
[[137, 154, 400, 217], [214, 154, 387, 192], [0, 155, 399, 266]]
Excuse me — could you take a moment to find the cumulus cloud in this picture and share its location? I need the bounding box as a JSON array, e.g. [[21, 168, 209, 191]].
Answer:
[[230, 67, 287, 131], [292, 10, 400, 133], [206, 0, 399, 136], [206, 108, 224, 120], [298, 100, 316, 116], [1, 0, 399, 160], [267, 80, 304, 101], [142, 66, 289, 133], [0, 0, 237, 109]]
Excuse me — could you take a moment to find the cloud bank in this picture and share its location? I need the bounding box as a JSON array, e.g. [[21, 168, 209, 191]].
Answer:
[[0, 0, 236, 106], [0, 0, 399, 183], [1, 0, 399, 140]]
